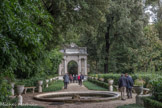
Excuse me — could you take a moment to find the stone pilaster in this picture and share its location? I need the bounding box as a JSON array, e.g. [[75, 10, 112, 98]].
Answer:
[[78, 58, 81, 74], [85, 58, 87, 75]]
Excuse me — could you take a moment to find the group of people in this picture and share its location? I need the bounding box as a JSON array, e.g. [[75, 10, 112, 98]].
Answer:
[[63, 72, 133, 100], [63, 73, 84, 89], [118, 73, 134, 100]]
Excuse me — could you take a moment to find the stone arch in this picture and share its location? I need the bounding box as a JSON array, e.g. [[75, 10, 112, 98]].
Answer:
[[58, 43, 88, 76]]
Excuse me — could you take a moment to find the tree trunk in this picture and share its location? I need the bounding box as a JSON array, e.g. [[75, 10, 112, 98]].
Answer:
[[104, 26, 110, 73], [96, 60, 98, 73]]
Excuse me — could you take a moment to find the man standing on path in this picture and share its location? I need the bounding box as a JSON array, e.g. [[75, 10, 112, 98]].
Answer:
[[118, 74, 127, 100], [125, 73, 134, 99], [80, 74, 84, 86], [63, 73, 69, 89]]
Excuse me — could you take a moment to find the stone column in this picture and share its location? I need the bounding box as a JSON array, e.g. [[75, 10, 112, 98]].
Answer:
[[58, 64, 61, 75], [64, 59, 67, 74], [85, 58, 87, 75], [78, 58, 81, 74]]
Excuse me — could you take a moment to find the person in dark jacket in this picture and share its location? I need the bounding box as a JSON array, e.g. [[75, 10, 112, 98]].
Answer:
[[76, 74, 78, 83], [125, 73, 134, 98], [63, 73, 69, 89], [118, 74, 127, 100], [80, 74, 84, 86], [72, 74, 75, 83]]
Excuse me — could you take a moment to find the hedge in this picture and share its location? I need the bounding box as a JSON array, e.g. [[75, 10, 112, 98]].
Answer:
[[16, 74, 58, 87], [90, 73, 161, 88], [88, 78, 108, 89], [117, 104, 144, 108], [143, 97, 162, 108], [151, 77, 162, 102]]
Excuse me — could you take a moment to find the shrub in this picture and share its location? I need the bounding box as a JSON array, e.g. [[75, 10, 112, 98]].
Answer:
[[143, 97, 162, 108], [117, 104, 144, 108], [150, 77, 162, 102], [134, 79, 145, 86]]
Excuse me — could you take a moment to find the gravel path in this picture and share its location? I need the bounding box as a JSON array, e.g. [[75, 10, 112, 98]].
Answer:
[[23, 83, 136, 108]]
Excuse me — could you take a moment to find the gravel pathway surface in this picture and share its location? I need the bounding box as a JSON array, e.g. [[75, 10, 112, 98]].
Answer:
[[23, 83, 135, 108]]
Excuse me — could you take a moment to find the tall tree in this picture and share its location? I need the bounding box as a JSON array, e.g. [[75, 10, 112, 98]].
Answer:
[[103, 0, 145, 73]]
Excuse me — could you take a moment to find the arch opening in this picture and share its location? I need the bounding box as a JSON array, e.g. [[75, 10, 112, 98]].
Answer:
[[68, 61, 78, 75]]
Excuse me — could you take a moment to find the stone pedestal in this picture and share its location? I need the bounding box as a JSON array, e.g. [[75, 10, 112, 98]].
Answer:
[[109, 85, 113, 92], [38, 86, 42, 93], [46, 80, 49, 88], [108, 80, 114, 92], [136, 94, 151, 106], [38, 81, 43, 93], [18, 95, 23, 105], [11, 83, 15, 96], [16, 85, 24, 106]]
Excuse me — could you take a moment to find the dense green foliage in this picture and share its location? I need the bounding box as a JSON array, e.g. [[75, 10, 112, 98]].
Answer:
[[83, 81, 107, 91], [150, 77, 162, 102], [0, 0, 62, 102], [143, 97, 162, 108], [43, 0, 162, 74], [117, 104, 144, 108], [43, 80, 64, 92]]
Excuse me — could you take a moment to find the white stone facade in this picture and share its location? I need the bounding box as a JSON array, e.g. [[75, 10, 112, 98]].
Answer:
[[59, 43, 88, 76]]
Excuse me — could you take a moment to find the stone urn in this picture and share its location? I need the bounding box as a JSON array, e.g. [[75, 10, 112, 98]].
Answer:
[[38, 80, 43, 93], [50, 78, 53, 82], [45, 79, 49, 88], [16, 85, 24, 105], [11, 82, 15, 96], [133, 86, 143, 95], [108, 79, 114, 92]]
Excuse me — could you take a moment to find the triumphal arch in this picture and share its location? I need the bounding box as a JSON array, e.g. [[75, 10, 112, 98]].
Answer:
[[58, 43, 88, 76]]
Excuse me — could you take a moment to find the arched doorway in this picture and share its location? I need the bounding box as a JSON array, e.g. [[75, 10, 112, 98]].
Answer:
[[68, 61, 78, 75], [58, 43, 88, 76]]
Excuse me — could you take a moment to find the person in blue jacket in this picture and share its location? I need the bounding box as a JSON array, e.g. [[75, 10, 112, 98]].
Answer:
[[80, 74, 84, 86], [63, 73, 69, 89], [118, 74, 127, 100], [125, 73, 134, 98]]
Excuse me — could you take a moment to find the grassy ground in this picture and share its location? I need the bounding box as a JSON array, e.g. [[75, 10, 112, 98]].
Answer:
[[83, 81, 107, 91], [43, 80, 64, 92], [117, 104, 144, 108]]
